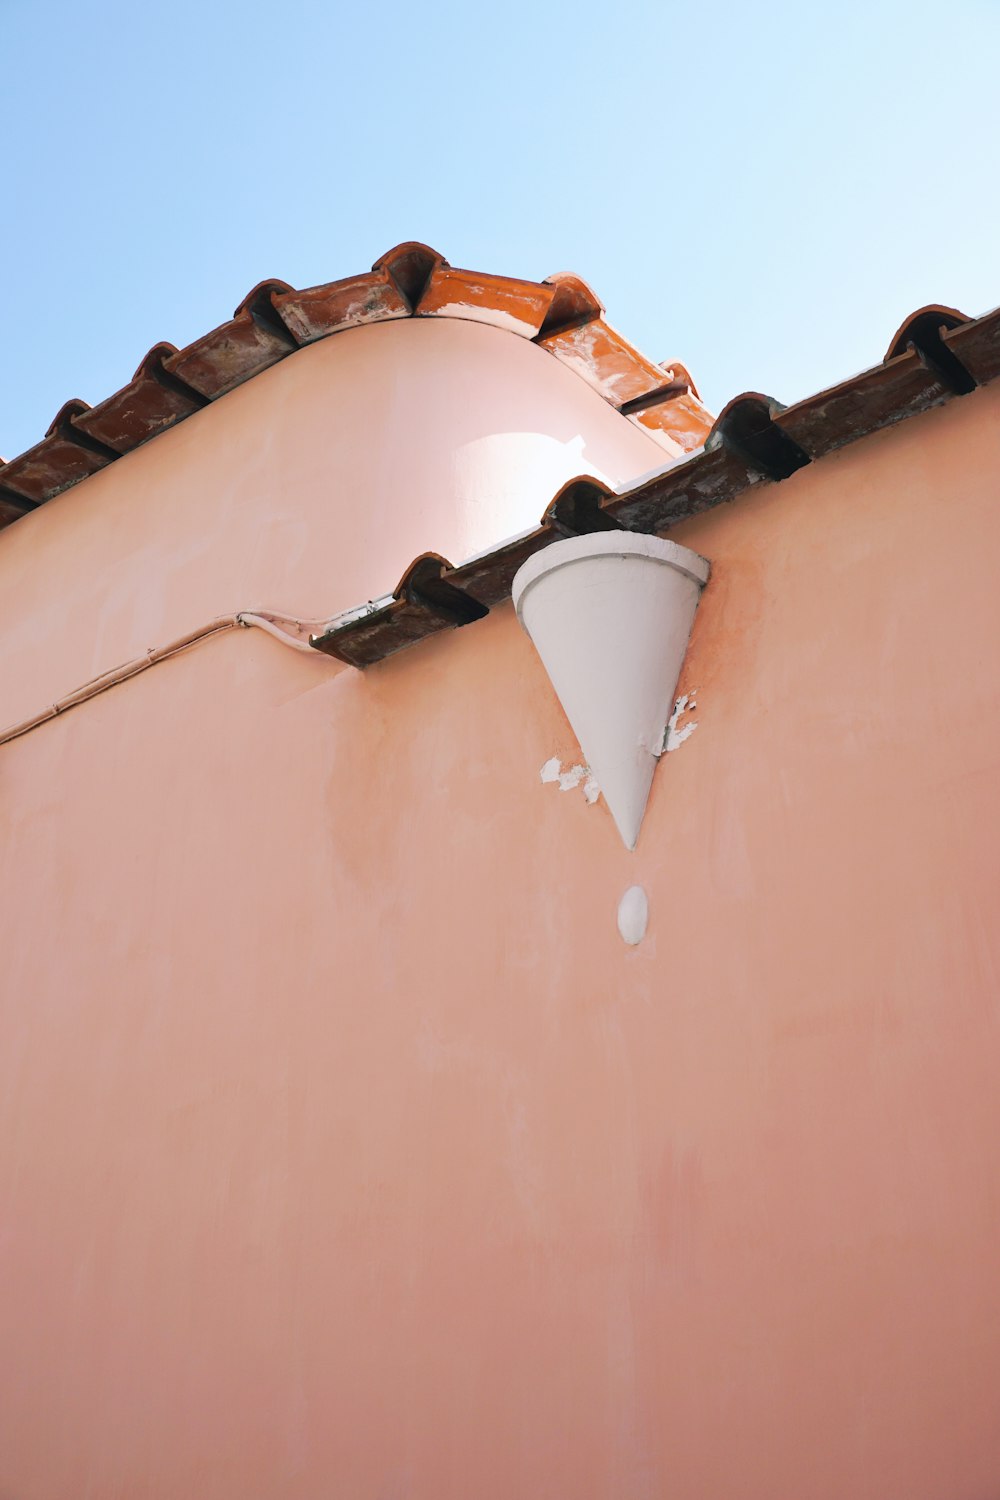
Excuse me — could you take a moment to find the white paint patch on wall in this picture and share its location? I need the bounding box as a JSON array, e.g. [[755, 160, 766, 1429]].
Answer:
[[540, 757, 600, 803], [617, 885, 649, 945], [663, 691, 699, 754]]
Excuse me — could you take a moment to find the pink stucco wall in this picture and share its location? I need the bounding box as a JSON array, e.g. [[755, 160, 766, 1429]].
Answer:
[[2, 319, 1000, 1499]]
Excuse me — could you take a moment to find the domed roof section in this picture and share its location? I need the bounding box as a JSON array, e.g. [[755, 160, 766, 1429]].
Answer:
[[0, 242, 713, 529]]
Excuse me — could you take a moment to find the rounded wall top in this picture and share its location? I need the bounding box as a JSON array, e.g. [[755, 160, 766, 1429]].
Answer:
[[0, 239, 714, 528]]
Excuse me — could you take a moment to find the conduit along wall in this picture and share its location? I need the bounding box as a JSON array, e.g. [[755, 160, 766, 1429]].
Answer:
[[512, 532, 709, 850]]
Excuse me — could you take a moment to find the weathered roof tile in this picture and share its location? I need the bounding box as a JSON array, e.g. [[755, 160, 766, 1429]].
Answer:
[[73, 344, 206, 454], [274, 270, 409, 344], [415, 265, 556, 338]]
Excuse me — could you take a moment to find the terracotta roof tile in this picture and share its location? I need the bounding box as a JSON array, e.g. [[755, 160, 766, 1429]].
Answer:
[[633, 370, 713, 453], [163, 281, 297, 399], [538, 272, 604, 336], [273, 270, 409, 343], [415, 265, 556, 338], [373, 242, 445, 305], [949, 313, 1000, 385], [0, 488, 37, 523], [884, 304, 970, 362], [0, 400, 114, 505], [538, 317, 669, 408], [72, 344, 207, 454]]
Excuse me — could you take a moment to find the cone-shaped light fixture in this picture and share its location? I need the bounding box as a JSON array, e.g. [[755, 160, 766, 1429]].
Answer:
[[512, 532, 709, 850]]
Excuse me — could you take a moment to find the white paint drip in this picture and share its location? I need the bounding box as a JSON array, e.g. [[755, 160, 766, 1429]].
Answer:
[[663, 691, 699, 754], [540, 757, 600, 803], [617, 885, 649, 945]]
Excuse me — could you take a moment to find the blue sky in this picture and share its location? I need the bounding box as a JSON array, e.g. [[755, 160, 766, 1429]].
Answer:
[[2, 0, 998, 459]]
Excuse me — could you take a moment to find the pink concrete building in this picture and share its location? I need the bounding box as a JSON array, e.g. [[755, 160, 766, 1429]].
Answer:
[[1, 244, 999, 1498]]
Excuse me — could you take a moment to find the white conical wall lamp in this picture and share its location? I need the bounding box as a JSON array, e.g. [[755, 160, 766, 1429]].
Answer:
[[512, 532, 710, 850]]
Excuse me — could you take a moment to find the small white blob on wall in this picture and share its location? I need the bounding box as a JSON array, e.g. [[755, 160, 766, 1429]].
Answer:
[[617, 885, 649, 946], [540, 758, 600, 802], [663, 692, 699, 753]]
